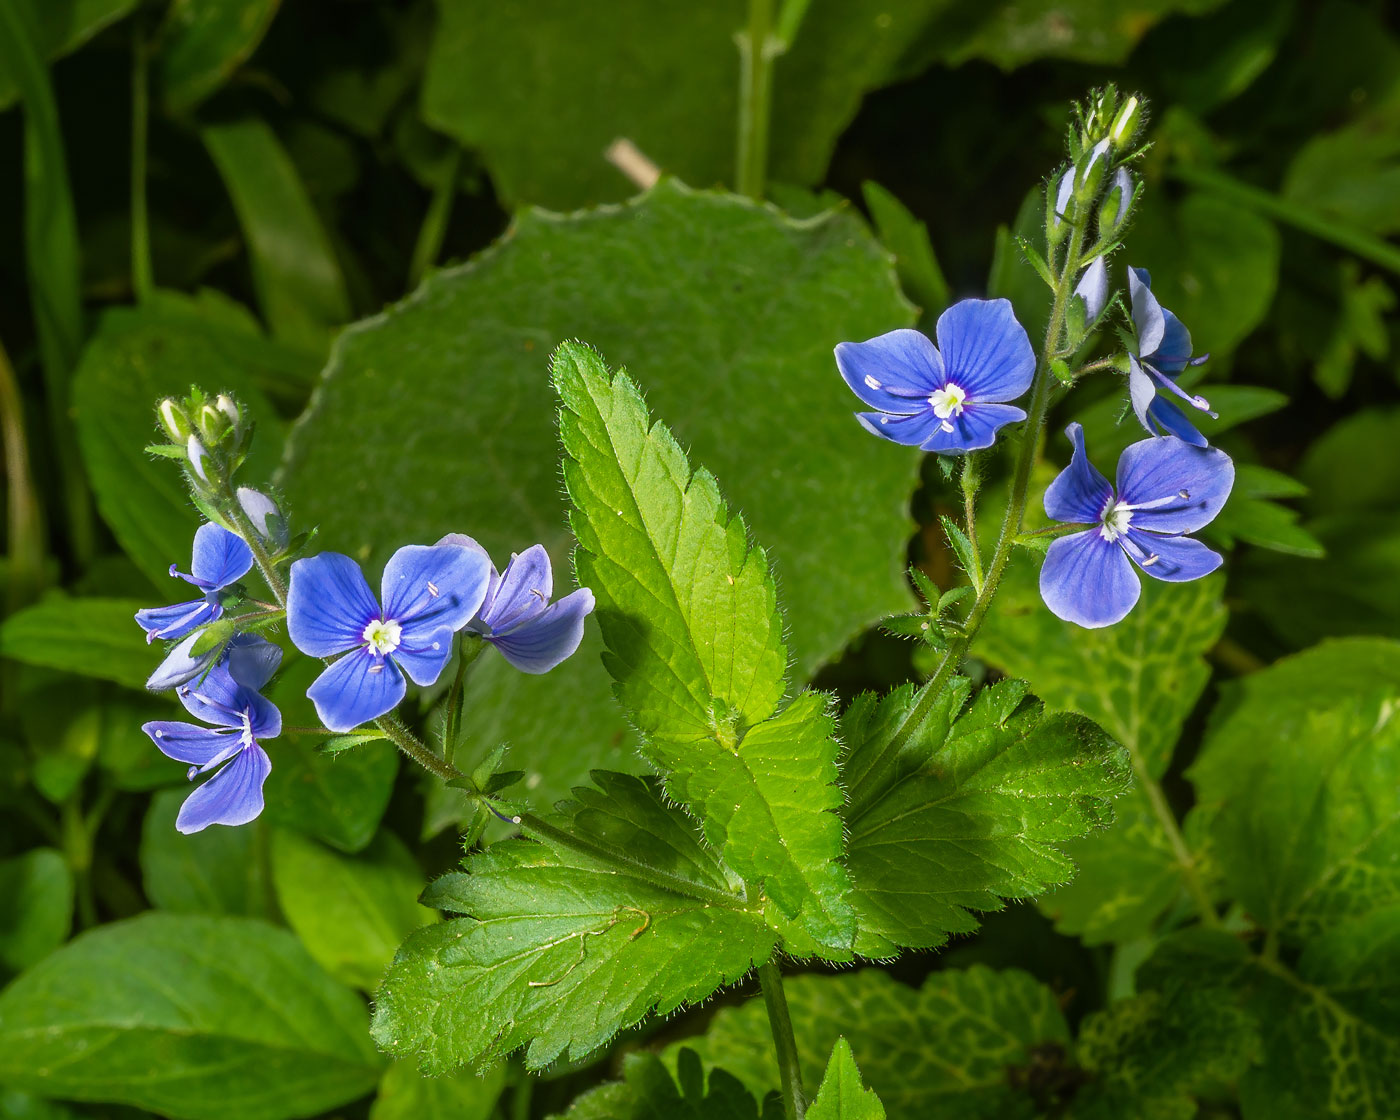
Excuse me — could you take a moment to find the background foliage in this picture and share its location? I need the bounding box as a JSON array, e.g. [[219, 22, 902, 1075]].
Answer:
[[1, 0, 1398, 1117]]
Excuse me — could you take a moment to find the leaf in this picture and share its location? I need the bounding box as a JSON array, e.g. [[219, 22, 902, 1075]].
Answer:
[[1210, 463, 1324, 558], [270, 827, 435, 990], [0, 849, 73, 975], [1284, 100, 1400, 236], [72, 303, 297, 587], [0, 597, 150, 690], [369, 1059, 507, 1120], [1299, 406, 1400, 516], [371, 772, 776, 1072], [1188, 638, 1400, 941], [158, 0, 282, 112], [0, 0, 137, 109], [556, 1049, 769, 1120], [861, 181, 949, 327], [202, 118, 351, 351], [554, 342, 853, 953], [0, 912, 383, 1119], [1069, 986, 1260, 1120], [839, 678, 1129, 955], [976, 562, 1227, 943], [140, 789, 273, 917], [280, 183, 916, 804], [671, 966, 1071, 1120], [808, 1038, 887, 1120]]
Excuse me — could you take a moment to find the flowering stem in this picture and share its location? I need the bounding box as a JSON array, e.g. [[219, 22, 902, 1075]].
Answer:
[[759, 957, 805, 1120], [735, 0, 776, 200], [959, 454, 983, 588]]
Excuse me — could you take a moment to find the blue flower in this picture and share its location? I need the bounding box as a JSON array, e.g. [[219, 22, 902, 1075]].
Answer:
[[1039, 423, 1234, 628], [1127, 267, 1215, 446], [135, 523, 253, 643], [141, 652, 282, 833], [438, 535, 596, 673], [287, 544, 492, 732], [835, 299, 1035, 454], [147, 629, 282, 693]]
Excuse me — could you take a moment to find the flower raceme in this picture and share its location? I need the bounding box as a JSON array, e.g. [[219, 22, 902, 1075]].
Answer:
[[135, 522, 253, 643], [1127, 267, 1215, 446], [835, 298, 1035, 454], [141, 652, 282, 833], [1039, 424, 1234, 629], [287, 543, 493, 732], [439, 536, 596, 673]]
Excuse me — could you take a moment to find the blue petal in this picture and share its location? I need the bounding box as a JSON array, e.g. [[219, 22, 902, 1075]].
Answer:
[[1124, 530, 1223, 583], [142, 721, 241, 766], [287, 552, 381, 657], [1147, 397, 1207, 447], [1154, 309, 1193, 372], [175, 744, 271, 834], [1116, 437, 1234, 535], [1128, 356, 1158, 436], [934, 298, 1034, 403], [176, 664, 245, 727], [190, 523, 254, 589], [922, 402, 1026, 454], [146, 630, 218, 691], [481, 544, 553, 632], [1044, 422, 1113, 524], [835, 330, 944, 413], [224, 634, 283, 692], [391, 625, 456, 688], [382, 543, 492, 635], [1128, 267, 1165, 357], [306, 647, 407, 732], [135, 597, 219, 643], [1073, 257, 1108, 323], [1052, 166, 1074, 229], [245, 689, 282, 740], [491, 588, 595, 673], [856, 409, 942, 448], [1040, 530, 1141, 629]]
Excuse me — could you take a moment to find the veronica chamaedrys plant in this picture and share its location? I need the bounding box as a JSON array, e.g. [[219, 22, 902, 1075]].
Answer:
[[135, 522, 253, 643], [286, 545, 492, 731], [439, 536, 596, 672], [146, 629, 281, 693], [141, 653, 282, 833], [1127, 266, 1215, 445], [835, 299, 1034, 452], [1039, 423, 1234, 628]]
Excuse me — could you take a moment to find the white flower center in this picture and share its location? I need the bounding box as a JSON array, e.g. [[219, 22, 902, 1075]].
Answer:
[[363, 618, 403, 655], [1100, 500, 1133, 542], [929, 383, 968, 420]]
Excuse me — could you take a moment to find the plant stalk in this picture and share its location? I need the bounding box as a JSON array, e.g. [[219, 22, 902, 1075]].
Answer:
[[408, 146, 461, 289], [735, 0, 776, 200], [0, 333, 45, 611], [130, 21, 153, 303], [759, 958, 805, 1119]]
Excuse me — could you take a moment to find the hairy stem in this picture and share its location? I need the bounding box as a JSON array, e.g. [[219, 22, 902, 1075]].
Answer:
[[760, 958, 805, 1119], [735, 0, 775, 200], [959, 454, 983, 589]]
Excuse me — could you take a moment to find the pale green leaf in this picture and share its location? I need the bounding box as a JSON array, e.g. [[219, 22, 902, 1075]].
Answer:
[[840, 678, 1129, 955], [271, 828, 435, 991], [670, 966, 1070, 1120], [0, 913, 383, 1119], [141, 789, 273, 917], [808, 1038, 886, 1120], [0, 597, 149, 690], [0, 849, 72, 975], [371, 772, 775, 1072], [554, 342, 853, 952]]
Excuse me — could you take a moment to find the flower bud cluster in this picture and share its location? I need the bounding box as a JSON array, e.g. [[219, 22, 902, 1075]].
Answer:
[[154, 389, 254, 496], [1048, 87, 1146, 258]]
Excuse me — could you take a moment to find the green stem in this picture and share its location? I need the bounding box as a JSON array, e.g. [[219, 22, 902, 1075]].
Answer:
[[62, 795, 96, 929], [849, 216, 1089, 810], [735, 0, 776, 200], [130, 21, 153, 303], [0, 332, 45, 611], [773, 0, 814, 48], [377, 710, 460, 782], [1133, 750, 1220, 927], [1170, 162, 1400, 277], [441, 635, 485, 766], [959, 454, 983, 589], [408, 146, 461, 290], [759, 958, 805, 1120]]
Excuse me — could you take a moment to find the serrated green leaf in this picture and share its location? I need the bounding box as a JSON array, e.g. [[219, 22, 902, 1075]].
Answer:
[[670, 966, 1070, 1120], [157, 0, 281, 112], [1069, 986, 1260, 1120], [317, 731, 390, 755], [140, 789, 273, 918], [839, 678, 1129, 955], [809, 1038, 886, 1120], [938, 515, 981, 589], [0, 849, 72, 976], [372, 772, 775, 1072], [1188, 638, 1400, 941], [0, 913, 383, 1119], [0, 597, 149, 690], [554, 342, 854, 953]]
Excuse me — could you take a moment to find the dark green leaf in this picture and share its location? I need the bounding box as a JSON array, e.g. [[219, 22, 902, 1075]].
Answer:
[[158, 0, 282, 112], [1299, 406, 1400, 515], [0, 0, 136, 109], [140, 789, 273, 917], [0, 913, 383, 1119], [371, 772, 776, 1072], [862, 181, 949, 327], [0, 597, 150, 690], [0, 848, 73, 975]]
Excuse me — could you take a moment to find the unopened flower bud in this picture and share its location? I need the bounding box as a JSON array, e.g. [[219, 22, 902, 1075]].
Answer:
[[216, 394, 241, 429], [1098, 167, 1134, 237], [158, 398, 192, 444], [186, 435, 210, 483], [1110, 95, 1143, 150], [198, 403, 229, 444], [1075, 138, 1110, 204], [237, 486, 289, 550]]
